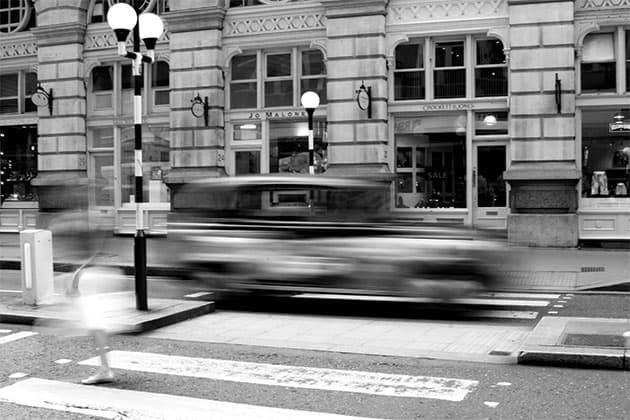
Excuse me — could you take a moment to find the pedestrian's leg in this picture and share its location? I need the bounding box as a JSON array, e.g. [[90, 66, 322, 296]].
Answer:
[[81, 329, 115, 385]]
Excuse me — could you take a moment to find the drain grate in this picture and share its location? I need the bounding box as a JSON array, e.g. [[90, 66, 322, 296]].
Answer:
[[580, 266, 605, 272]]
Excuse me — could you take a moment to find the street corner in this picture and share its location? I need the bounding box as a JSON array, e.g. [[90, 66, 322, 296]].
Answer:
[[517, 316, 630, 370]]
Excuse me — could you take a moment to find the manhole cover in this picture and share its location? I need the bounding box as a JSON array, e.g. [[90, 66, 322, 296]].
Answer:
[[562, 333, 626, 348]]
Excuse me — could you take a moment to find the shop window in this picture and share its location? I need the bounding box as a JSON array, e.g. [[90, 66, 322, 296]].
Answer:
[[0, 71, 38, 114], [0, 0, 34, 33], [269, 120, 327, 174], [394, 42, 424, 100], [0, 125, 38, 202], [229, 49, 326, 109], [301, 50, 326, 104], [120, 125, 170, 204], [394, 115, 467, 209], [434, 41, 465, 99], [475, 39, 507, 97], [581, 109, 630, 198], [265, 53, 293, 107], [581, 33, 616, 92]]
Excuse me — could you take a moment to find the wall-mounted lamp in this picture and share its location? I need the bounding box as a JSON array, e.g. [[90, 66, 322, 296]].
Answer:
[[31, 83, 53, 115], [191, 94, 209, 126], [483, 114, 497, 126], [355, 81, 372, 119]]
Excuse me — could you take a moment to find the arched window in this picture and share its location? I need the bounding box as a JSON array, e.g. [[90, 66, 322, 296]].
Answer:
[[0, 0, 35, 33]]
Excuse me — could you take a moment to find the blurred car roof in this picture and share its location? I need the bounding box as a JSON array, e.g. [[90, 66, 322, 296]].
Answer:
[[184, 174, 388, 191]]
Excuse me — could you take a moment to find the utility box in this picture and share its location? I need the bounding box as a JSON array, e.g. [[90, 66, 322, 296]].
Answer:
[[20, 229, 54, 306]]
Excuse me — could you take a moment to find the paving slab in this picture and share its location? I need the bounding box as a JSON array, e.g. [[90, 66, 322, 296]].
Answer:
[[518, 317, 630, 370], [0, 294, 214, 333]]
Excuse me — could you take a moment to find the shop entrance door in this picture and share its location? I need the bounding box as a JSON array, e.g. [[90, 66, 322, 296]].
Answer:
[[472, 144, 508, 229]]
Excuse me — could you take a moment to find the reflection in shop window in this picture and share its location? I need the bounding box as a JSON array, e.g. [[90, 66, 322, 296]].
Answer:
[[582, 109, 630, 198], [269, 120, 327, 174], [0, 125, 37, 202], [121, 126, 171, 204], [395, 116, 467, 209]]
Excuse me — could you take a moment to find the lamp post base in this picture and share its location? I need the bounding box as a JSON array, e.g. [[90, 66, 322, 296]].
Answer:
[[134, 230, 148, 310]]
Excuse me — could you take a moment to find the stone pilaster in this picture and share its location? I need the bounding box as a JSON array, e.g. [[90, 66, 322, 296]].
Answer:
[[30, 0, 88, 209], [320, 0, 391, 181], [504, 0, 580, 247], [162, 1, 226, 208]]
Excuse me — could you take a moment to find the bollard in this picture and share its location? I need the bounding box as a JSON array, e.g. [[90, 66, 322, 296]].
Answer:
[[20, 229, 54, 306]]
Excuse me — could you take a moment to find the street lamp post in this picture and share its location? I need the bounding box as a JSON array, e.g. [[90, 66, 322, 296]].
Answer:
[[300, 91, 320, 175], [107, 3, 164, 311]]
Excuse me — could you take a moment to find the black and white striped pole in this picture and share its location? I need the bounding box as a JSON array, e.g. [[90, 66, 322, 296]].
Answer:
[[300, 91, 320, 175], [107, 3, 164, 311]]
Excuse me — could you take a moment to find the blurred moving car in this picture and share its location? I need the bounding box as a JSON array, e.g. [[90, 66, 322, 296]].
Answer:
[[169, 175, 503, 300]]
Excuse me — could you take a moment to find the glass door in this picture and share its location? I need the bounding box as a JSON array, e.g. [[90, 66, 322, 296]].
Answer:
[[472, 144, 508, 229]]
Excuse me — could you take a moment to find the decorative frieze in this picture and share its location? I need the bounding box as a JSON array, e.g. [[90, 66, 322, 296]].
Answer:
[[0, 39, 37, 58], [387, 0, 507, 24], [84, 25, 170, 51], [224, 12, 325, 36], [577, 0, 630, 10]]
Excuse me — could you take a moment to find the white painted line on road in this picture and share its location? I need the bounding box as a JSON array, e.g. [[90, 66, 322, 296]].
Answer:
[[0, 289, 20, 293], [0, 378, 379, 420], [547, 311, 558, 315], [292, 293, 551, 307], [496, 382, 511, 386], [0, 329, 12, 334], [480, 293, 560, 299], [8, 373, 28, 379], [553, 305, 564, 308], [80, 351, 479, 402], [0, 331, 38, 345], [184, 291, 213, 298], [484, 401, 500, 408], [54, 359, 72, 365], [477, 310, 538, 320]]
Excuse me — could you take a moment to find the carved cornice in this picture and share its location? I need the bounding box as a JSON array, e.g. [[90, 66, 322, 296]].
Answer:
[[387, 0, 507, 25], [31, 23, 87, 46], [321, 0, 387, 18], [0, 32, 37, 59], [164, 8, 226, 33]]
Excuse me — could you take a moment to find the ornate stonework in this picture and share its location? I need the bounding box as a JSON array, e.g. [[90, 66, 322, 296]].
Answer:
[[578, 0, 630, 10], [0, 39, 37, 58], [84, 26, 170, 50], [224, 12, 325, 36], [387, 0, 507, 24]]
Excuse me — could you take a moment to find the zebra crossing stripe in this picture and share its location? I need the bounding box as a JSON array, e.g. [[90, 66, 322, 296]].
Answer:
[[0, 378, 380, 420], [80, 350, 478, 402], [0, 331, 38, 345]]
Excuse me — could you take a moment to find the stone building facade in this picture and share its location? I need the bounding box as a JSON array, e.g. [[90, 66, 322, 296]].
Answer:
[[1, 0, 630, 246]]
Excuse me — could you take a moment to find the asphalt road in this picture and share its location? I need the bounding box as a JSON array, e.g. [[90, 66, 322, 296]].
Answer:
[[0, 322, 628, 419]]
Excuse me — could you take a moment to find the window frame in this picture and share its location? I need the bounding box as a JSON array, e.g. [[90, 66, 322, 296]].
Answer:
[[264, 51, 294, 108], [473, 38, 508, 98], [433, 39, 466, 99], [393, 41, 425, 101], [0, 71, 38, 115]]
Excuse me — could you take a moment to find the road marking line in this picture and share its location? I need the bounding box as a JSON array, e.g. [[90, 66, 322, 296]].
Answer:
[[484, 401, 500, 408], [8, 373, 28, 379], [54, 359, 72, 365], [496, 382, 512, 386], [0, 329, 12, 334], [0, 289, 20, 293], [477, 310, 538, 320], [184, 291, 213, 298], [292, 293, 550, 307], [0, 378, 379, 420], [80, 351, 478, 402], [547, 311, 558, 314], [553, 305, 564, 308], [480, 293, 560, 299], [0, 331, 38, 345]]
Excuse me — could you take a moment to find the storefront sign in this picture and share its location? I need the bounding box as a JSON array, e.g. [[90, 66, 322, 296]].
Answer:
[[420, 103, 472, 112], [248, 110, 308, 120]]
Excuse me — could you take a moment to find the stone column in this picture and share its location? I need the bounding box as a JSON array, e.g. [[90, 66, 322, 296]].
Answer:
[[320, 0, 391, 181], [30, 1, 88, 209], [504, 0, 580, 247], [163, 0, 226, 209]]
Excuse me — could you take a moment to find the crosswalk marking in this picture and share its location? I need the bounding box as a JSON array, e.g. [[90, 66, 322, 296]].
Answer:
[[477, 310, 538, 320], [0, 378, 380, 420], [80, 350, 478, 402], [292, 293, 550, 307], [480, 292, 560, 299], [0, 331, 38, 345]]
